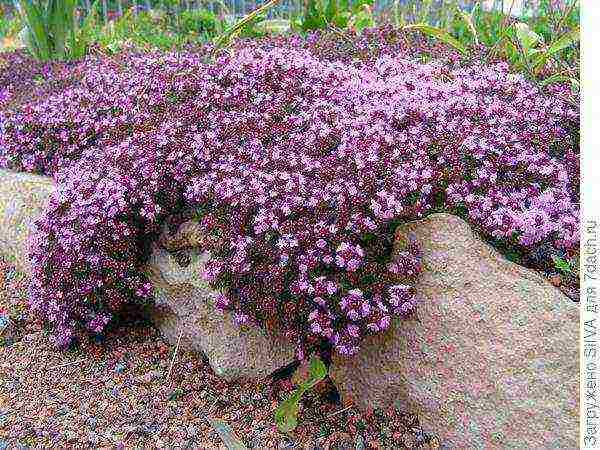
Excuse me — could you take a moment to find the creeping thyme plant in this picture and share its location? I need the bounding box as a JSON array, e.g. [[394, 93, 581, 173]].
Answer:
[[0, 28, 579, 357]]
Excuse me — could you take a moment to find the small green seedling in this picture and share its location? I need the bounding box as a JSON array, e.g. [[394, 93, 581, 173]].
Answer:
[[552, 255, 575, 276], [167, 387, 184, 401], [274, 354, 328, 433]]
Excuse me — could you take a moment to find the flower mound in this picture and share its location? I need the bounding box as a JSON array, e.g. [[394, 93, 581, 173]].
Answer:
[[0, 38, 579, 356]]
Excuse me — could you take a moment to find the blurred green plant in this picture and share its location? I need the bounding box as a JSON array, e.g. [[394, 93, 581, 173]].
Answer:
[[291, 0, 375, 33], [552, 255, 578, 277], [0, 14, 21, 37], [0, 14, 22, 50], [16, 0, 99, 61], [508, 21, 579, 79], [213, 0, 279, 49], [394, 0, 578, 93], [404, 22, 467, 55], [94, 8, 193, 52], [274, 354, 327, 432], [178, 8, 220, 37]]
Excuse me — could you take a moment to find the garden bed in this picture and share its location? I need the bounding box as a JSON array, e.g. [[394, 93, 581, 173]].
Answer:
[[0, 257, 437, 449], [0, 22, 580, 449]]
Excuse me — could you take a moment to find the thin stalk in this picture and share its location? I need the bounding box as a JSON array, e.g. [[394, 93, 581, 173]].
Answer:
[[213, 0, 280, 50], [554, 0, 577, 35], [484, 0, 517, 62], [102, 0, 107, 23]]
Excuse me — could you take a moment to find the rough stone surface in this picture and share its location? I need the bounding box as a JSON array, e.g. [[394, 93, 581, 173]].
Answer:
[[144, 244, 296, 381], [0, 169, 54, 275], [329, 213, 579, 450]]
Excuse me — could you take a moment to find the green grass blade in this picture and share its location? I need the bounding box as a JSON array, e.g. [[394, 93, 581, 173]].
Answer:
[[49, 0, 73, 60], [71, 0, 100, 58], [18, 0, 51, 60], [531, 26, 579, 71], [457, 7, 479, 46], [546, 26, 579, 57], [419, 0, 433, 24], [393, 0, 404, 27], [404, 23, 468, 56], [539, 73, 579, 89], [213, 0, 280, 49]]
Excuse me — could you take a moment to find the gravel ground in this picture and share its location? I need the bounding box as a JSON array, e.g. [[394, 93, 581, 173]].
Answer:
[[0, 258, 438, 450]]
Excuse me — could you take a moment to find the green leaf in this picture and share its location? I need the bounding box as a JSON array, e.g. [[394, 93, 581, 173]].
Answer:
[[18, 0, 51, 60], [255, 19, 290, 34], [403, 24, 467, 56], [546, 27, 579, 57], [457, 8, 478, 46], [274, 389, 303, 433], [207, 418, 249, 450], [214, 0, 279, 48], [308, 353, 327, 380], [532, 26, 579, 71], [514, 22, 542, 56], [552, 256, 573, 275], [539, 74, 580, 89], [274, 355, 328, 432]]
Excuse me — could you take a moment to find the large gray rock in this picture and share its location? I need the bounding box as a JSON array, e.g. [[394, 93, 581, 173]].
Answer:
[[144, 243, 296, 382], [0, 169, 54, 275], [329, 213, 579, 449]]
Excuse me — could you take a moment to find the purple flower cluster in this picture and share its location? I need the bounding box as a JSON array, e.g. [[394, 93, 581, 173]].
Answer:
[[0, 31, 579, 356]]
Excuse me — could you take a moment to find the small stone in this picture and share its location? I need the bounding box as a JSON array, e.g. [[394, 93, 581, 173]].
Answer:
[[87, 416, 98, 428], [138, 370, 163, 384], [0, 170, 55, 276], [114, 362, 127, 373], [428, 436, 441, 449], [549, 274, 562, 287], [186, 425, 197, 438]]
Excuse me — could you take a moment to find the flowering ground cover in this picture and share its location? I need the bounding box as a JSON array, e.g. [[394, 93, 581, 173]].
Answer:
[[0, 27, 580, 360], [0, 257, 439, 449]]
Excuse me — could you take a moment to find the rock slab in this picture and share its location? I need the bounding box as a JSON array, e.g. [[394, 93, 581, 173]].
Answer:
[[329, 213, 579, 450], [0, 169, 54, 275], [144, 244, 296, 381]]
